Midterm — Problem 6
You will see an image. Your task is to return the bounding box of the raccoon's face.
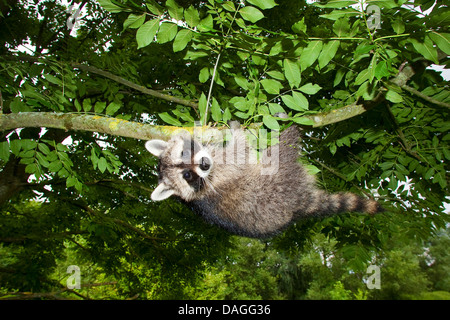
[145,134,213,202]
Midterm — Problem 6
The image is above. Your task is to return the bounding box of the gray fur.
[146,126,383,238]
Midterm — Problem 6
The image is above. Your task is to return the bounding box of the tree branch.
[308,92,385,128]
[71,63,199,109]
[0,112,231,141]
[307,54,448,127]
[400,84,450,109]
[4,55,198,109]
[0,112,182,140]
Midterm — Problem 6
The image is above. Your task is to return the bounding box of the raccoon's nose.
[199,157,211,171]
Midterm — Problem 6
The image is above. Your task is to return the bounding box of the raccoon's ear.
[145,140,168,157]
[151,182,175,201]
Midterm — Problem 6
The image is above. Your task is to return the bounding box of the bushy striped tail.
[313,192,384,218]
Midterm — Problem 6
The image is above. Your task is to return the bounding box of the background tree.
[0,0,449,299]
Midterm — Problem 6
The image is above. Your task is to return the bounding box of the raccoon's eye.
[182,169,193,181]
[199,157,211,171]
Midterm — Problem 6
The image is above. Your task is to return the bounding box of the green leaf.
[185,5,200,27]
[222,1,236,12]
[56,143,69,153]
[36,152,49,168]
[105,102,121,115]
[239,6,264,23]
[146,0,164,15]
[230,96,249,112]
[292,18,306,34]
[298,83,322,95]
[247,0,277,10]
[292,116,314,126]
[94,101,107,114]
[123,14,145,30]
[333,16,351,37]
[48,160,63,173]
[172,108,194,123]
[318,40,340,69]
[391,18,405,35]
[25,163,37,174]
[0,141,10,162]
[98,157,107,174]
[173,29,193,52]
[136,19,159,49]
[198,14,213,32]
[234,75,250,90]
[43,74,63,86]
[185,50,209,60]
[329,143,337,155]
[166,0,184,21]
[355,69,369,85]
[443,147,450,161]
[386,90,403,103]
[304,164,320,175]
[74,99,81,112]
[10,139,21,156]
[211,98,222,122]
[299,41,323,71]
[198,93,207,124]
[66,176,78,188]
[266,70,285,81]
[223,107,232,123]
[97,0,125,13]
[82,99,92,112]
[283,59,301,88]
[269,103,285,115]
[235,111,250,119]
[9,98,32,113]
[319,10,360,22]
[37,143,51,155]
[409,36,439,64]
[333,69,346,87]
[424,167,434,180]
[263,115,280,130]
[356,81,376,100]
[429,32,450,55]
[159,112,182,126]
[374,61,390,80]
[260,79,283,95]
[157,22,178,44]
[199,67,210,83]
[281,91,308,111]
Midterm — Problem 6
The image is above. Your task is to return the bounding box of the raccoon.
[145,125,383,238]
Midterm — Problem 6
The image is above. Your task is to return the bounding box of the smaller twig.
[204,52,221,125]
[400,84,450,109]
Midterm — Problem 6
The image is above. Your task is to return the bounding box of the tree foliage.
[0,0,449,299]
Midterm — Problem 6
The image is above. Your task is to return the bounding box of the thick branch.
[0,112,192,140]
[308,92,385,127]
[0,112,233,142]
